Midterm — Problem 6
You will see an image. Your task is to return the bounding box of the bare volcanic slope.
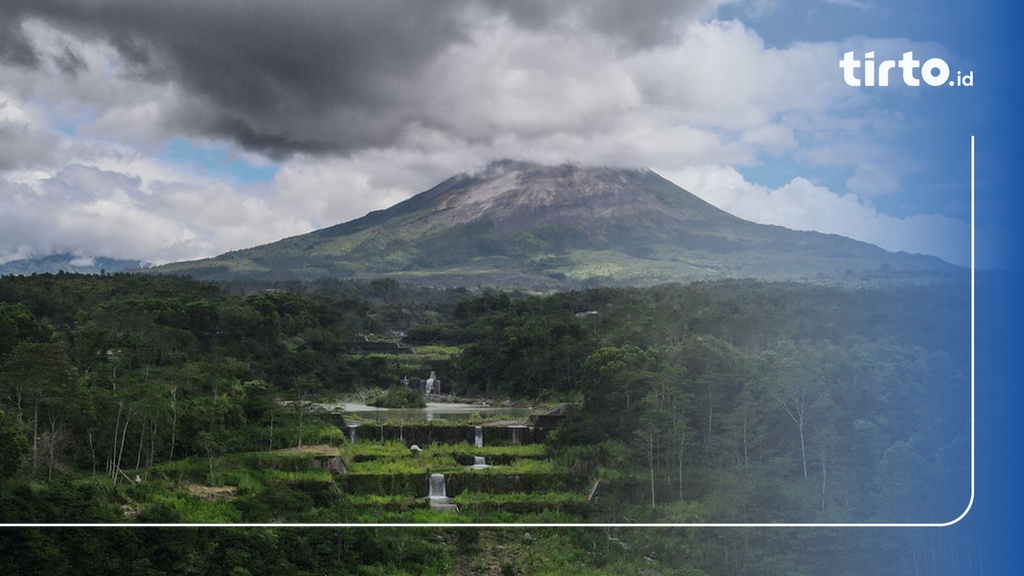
[155,160,957,287]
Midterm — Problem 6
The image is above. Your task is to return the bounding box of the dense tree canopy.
[0,271,971,575]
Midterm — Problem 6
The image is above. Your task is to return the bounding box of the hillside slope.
[155,160,957,287]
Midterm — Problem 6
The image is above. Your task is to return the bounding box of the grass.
[339,443,554,476]
[348,454,463,475]
[339,441,551,476]
[412,345,462,356]
[105,424,588,524]
[452,491,585,506]
[342,440,411,458]
[346,494,422,507]
[469,458,560,474]
[341,440,546,459]
[457,444,547,458]
[260,468,334,483]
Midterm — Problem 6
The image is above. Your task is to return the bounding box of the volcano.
[155,160,957,287]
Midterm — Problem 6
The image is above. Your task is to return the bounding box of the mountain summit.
[367,159,740,235]
[155,160,955,287]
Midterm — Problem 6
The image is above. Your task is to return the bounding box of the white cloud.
[846,161,903,196]
[419,15,643,141]
[0,138,313,265]
[662,164,969,266]
[626,20,851,130]
[1,20,170,147]
[824,0,874,11]
[740,123,797,155]
[0,91,57,169]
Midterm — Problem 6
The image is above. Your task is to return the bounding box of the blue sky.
[159,138,278,185]
[722,0,980,219]
[0,1,1001,267]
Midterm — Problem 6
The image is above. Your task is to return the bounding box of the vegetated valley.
[0,269,971,575]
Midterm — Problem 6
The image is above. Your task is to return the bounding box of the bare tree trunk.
[778,391,810,479]
[168,387,178,461]
[135,421,146,470]
[47,413,59,481]
[110,401,123,480]
[820,448,828,511]
[88,429,97,476]
[798,419,807,479]
[678,430,685,501]
[268,412,275,452]
[673,396,685,500]
[707,388,713,444]
[743,414,749,470]
[296,386,306,449]
[148,420,157,469]
[31,396,39,476]
[115,415,131,483]
[648,431,656,510]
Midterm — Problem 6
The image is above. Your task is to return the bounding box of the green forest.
[0,271,973,575]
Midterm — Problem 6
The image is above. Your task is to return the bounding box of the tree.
[634,381,681,510]
[581,346,652,414]
[763,344,830,481]
[876,440,929,522]
[0,409,28,479]
[0,342,76,478]
[666,336,747,461]
[777,379,816,480]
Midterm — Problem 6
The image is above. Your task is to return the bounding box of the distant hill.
[154,160,959,288]
[0,253,146,276]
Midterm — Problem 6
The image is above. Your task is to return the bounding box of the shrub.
[368,387,426,409]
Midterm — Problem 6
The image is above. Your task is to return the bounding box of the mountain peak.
[463,158,656,196]
[470,158,650,181]
[395,159,734,237]
[153,160,957,287]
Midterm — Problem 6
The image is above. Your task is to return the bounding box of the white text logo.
[840,51,973,87]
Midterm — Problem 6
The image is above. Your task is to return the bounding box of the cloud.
[0,1,970,267]
[0,16,39,67]
[0,3,906,167]
[0,0,729,158]
[846,161,904,196]
[663,165,969,266]
[4,1,464,155]
[824,0,874,11]
[0,92,57,169]
[627,20,851,130]
[0,139,312,265]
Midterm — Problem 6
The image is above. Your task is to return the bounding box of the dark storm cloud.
[0,18,39,67]
[3,0,475,157]
[54,45,87,76]
[482,0,707,48]
[0,0,715,158]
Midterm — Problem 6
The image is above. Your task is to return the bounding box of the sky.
[0,0,991,268]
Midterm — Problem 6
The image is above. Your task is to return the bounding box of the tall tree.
[0,342,75,478]
[0,409,28,479]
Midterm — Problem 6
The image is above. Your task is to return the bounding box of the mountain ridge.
[153,160,959,288]
[0,253,147,276]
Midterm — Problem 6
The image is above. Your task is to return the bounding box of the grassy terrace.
[343,440,547,465]
[110,436,588,523]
